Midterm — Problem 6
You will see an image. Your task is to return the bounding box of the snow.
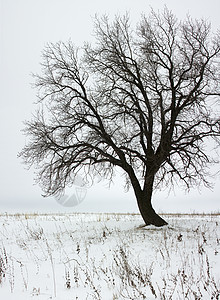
[0,213,219,299]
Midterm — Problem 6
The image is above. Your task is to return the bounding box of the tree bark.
[135,175,168,227]
[128,168,167,227]
[137,196,168,227]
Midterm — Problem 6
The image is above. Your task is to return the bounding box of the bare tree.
[19,8,220,226]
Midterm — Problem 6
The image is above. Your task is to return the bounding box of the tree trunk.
[135,176,168,227]
[137,195,168,227]
[129,168,168,227]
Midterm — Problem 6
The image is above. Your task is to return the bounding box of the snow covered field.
[0,212,219,299]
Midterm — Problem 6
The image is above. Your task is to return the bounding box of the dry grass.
[0,213,219,299]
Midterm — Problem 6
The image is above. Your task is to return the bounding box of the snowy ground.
[0,212,219,299]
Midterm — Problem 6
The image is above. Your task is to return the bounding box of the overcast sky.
[0,0,219,214]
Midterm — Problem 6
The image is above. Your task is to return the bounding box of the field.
[0,212,219,299]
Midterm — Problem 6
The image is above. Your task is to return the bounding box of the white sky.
[0,0,219,214]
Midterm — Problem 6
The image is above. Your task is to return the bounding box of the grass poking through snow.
[0,213,219,299]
